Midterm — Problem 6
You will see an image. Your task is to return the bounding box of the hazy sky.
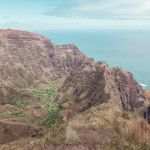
[1,0,150,30]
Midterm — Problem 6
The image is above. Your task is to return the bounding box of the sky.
[1,0,150,30]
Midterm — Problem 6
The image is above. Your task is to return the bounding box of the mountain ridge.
[0,29,86,102]
[56,58,148,116]
[0,29,150,148]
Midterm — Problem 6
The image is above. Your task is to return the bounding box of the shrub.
[10,95,27,109]
[136,108,145,116]
[41,108,63,128]
[19,84,65,128]
[1,110,26,117]
[121,111,130,119]
[94,138,101,145]
[1,110,37,123]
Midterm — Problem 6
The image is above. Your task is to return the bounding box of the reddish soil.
[60,110,73,119]
[144,90,150,100]
[62,102,70,108]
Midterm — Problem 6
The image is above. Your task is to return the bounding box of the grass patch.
[94,138,101,145]
[41,108,63,128]
[1,110,26,117]
[10,95,31,109]
[58,93,70,110]
[121,111,130,119]
[20,84,65,128]
[0,110,36,123]
[135,108,145,116]
[43,123,67,146]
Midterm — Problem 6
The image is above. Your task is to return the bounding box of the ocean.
[33,29,150,90]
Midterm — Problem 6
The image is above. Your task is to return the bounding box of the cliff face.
[0,29,86,101]
[1,29,150,146]
[144,90,150,123]
[56,58,148,112]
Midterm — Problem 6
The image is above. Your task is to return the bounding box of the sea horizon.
[32,29,150,90]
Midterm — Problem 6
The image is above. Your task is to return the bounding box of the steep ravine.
[0,30,149,148]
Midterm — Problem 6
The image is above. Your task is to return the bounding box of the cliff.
[0,30,149,147]
[56,58,148,113]
[0,29,86,102]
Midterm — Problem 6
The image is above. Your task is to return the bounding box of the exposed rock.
[0,29,86,101]
[56,58,148,113]
[0,29,87,144]
[105,66,147,111]
[0,29,149,146]
[144,90,150,123]
[144,106,150,124]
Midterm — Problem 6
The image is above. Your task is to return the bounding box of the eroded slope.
[56,58,148,113]
[0,29,86,102]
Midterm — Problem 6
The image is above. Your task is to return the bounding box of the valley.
[0,29,150,150]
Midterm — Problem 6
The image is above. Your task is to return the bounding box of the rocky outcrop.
[0,29,86,101]
[0,29,149,146]
[56,58,148,112]
[144,106,150,124]
[143,90,150,123]
[105,66,147,111]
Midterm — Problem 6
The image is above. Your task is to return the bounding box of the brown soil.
[145,90,150,100]
[0,119,43,144]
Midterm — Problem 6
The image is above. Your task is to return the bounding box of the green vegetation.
[41,107,62,128]
[135,107,145,116]
[0,110,36,122]
[20,84,64,128]
[10,95,31,109]
[43,124,66,146]
[58,93,70,110]
[121,111,130,119]
[61,93,70,102]
[94,138,101,145]
[20,84,58,107]
[1,102,150,150]
[1,110,26,117]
